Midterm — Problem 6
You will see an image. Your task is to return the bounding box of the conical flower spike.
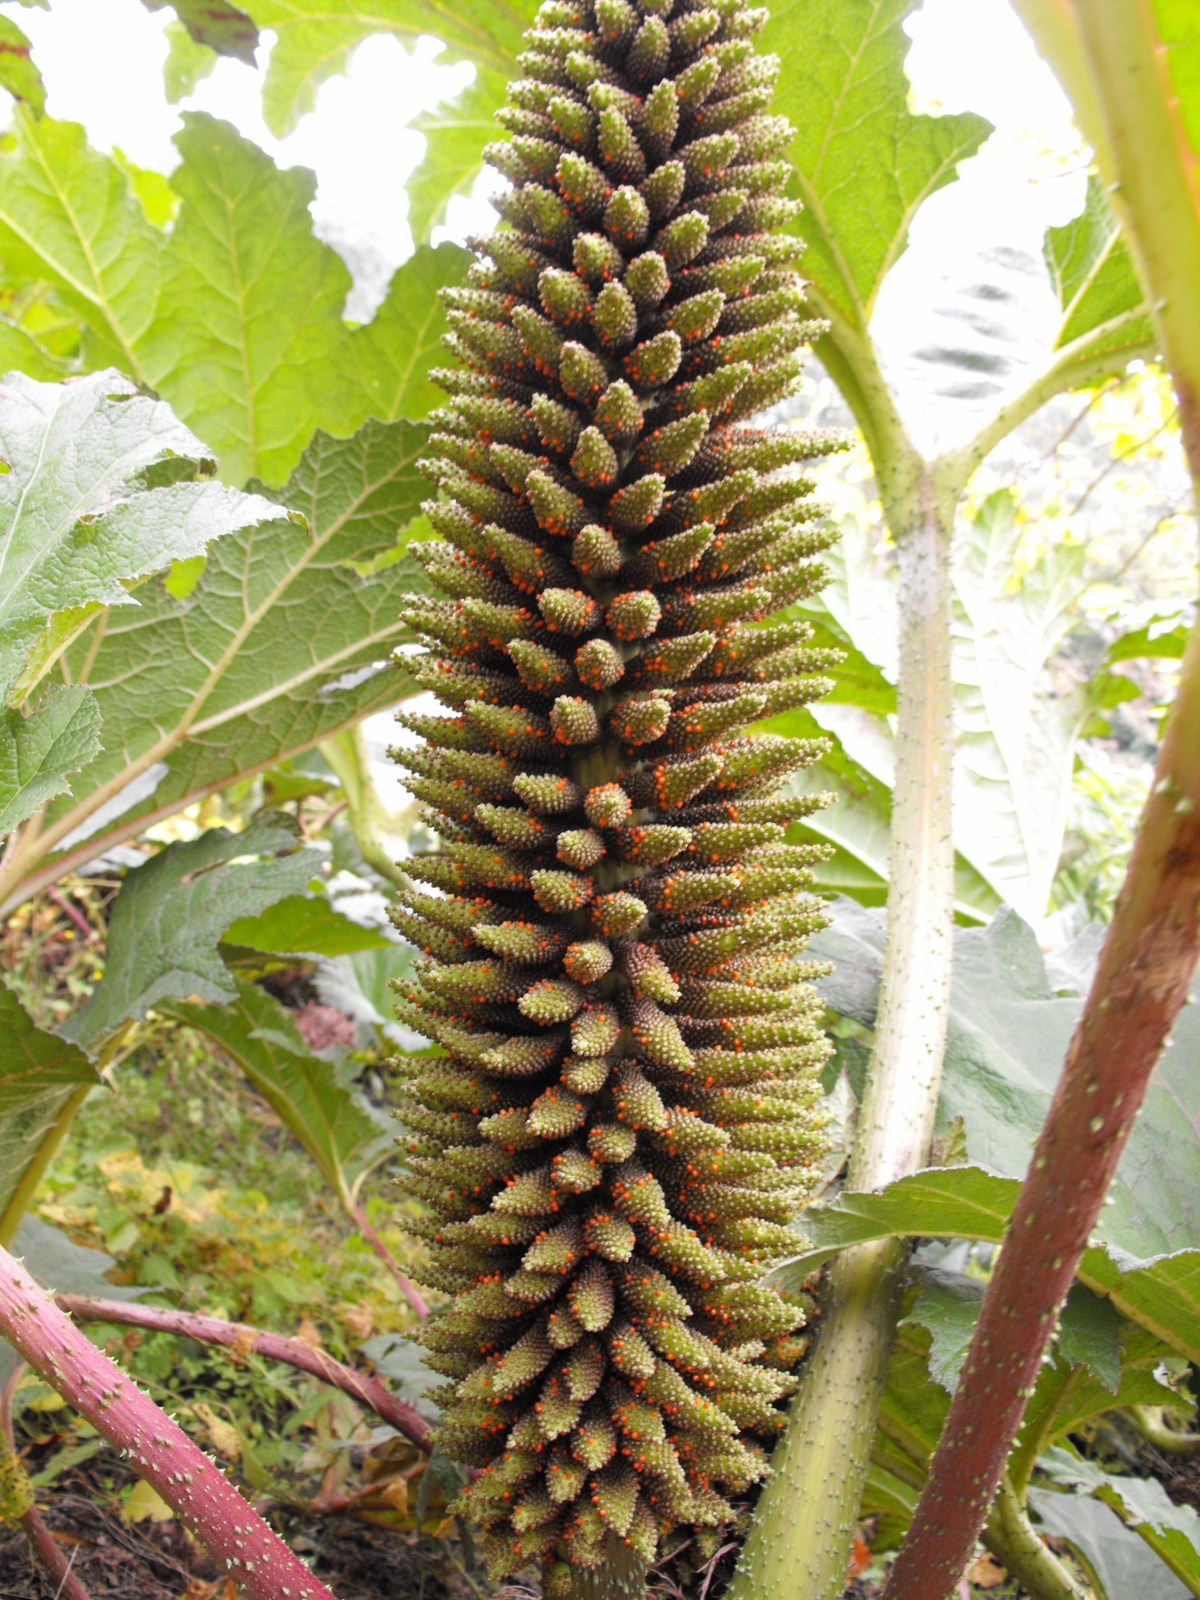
[393,0,841,1585]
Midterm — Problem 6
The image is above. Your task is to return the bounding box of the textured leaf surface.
[0,983,99,1230]
[1029,1489,1190,1600]
[907,1270,1120,1395]
[162,978,392,1203]
[763,0,990,329]
[0,112,164,372]
[774,1163,1200,1362]
[1042,1450,1200,1594]
[0,115,463,488]
[1045,176,1155,362]
[350,242,469,426]
[810,902,1200,1259]
[879,1307,1172,1477]
[243,0,531,136]
[21,420,429,883]
[0,685,100,835]
[138,114,353,485]
[60,816,317,1050]
[0,370,280,696]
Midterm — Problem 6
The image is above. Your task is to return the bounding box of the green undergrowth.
[26,1018,428,1495]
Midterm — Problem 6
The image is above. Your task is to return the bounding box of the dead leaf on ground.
[967,1551,1008,1588]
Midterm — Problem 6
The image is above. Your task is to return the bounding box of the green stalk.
[726,458,958,1600]
[319,725,413,890]
[0,1025,128,1251]
[0,1083,92,1251]
[982,1476,1090,1600]
[1127,1405,1200,1457]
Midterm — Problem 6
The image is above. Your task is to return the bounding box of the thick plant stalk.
[0,1245,340,1600]
[388,0,842,1592]
[726,466,957,1600]
[981,1476,1089,1600]
[881,619,1200,1599]
[53,1293,432,1451]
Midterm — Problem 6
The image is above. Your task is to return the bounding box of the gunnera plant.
[391,0,841,1590]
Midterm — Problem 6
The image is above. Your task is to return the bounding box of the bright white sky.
[0,0,1089,455]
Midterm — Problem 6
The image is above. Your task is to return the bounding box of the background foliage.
[0,0,1194,1596]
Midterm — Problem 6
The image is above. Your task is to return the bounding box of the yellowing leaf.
[189,1403,242,1463]
[123,1480,175,1524]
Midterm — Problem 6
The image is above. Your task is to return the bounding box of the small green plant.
[391,0,839,1587]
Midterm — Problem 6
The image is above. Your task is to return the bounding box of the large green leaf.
[0,982,99,1240]
[0,115,464,486]
[0,111,164,373]
[60,815,318,1052]
[0,370,280,696]
[1045,176,1156,367]
[0,420,429,903]
[774,1163,1200,1363]
[764,0,990,336]
[813,902,1200,1257]
[138,116,464,485]
[224,893,396,958]
[1041,1449,1200,1595]
[877,1303,1175,1486]
[350,241,470,426]
[162,978,393,1205]
[242,0,531,136]
[0,685,100,836]
[776,901,1200,1357]
[136,113,355,487]
[1029,1488,1191,1600]
[907,1270,1121,1396]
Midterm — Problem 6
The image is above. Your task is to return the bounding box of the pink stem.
[21,1508,92,1600]
[46,885,99,946]
[0,1356,93,1600]
[55,1293,431,1452]
[0,1246,340,1600]
[347,1202,430,1320]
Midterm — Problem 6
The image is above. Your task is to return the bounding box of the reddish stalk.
[347,1202,429,1321]
[881,617,1200,1600]
[0,1245,341,1600]
[1,1360,94,1600]
[45,885,100,947]
[55,1293,432,1452]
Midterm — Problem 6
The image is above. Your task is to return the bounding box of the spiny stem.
[881,619,1200,1599]
[53,1292,431,1451]
[0,1245,341,1600]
